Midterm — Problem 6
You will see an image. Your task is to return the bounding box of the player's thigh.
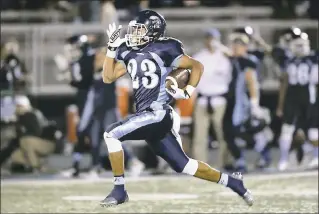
[147,131,189,173]
[282,96,297,125]
[105,109,172,141]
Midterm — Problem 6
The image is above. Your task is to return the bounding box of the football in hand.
[165,68,191,92]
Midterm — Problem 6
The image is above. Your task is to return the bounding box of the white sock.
[279,139,292,161]
[218,173,229,186]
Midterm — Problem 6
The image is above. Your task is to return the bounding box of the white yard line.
[1,171,318,186]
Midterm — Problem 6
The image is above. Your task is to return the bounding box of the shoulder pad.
[158,37,183,45]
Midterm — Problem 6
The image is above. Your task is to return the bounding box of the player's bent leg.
[100,132,128,207]
[151,131,253,206]
[278,123,295,171]
[101,109,171,207]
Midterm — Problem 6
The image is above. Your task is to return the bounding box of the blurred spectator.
[8,96,57,173]
[1,39,29,123]
[0,39,28,92]
[192,29,233,167]
[101,0,118,24]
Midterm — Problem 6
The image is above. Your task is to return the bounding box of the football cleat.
[278,160,289,171]
[231,172,254,206]
[100,189,129,207]
[307,157,318,170]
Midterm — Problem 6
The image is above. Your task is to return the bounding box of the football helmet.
[278,27,300,48]
[229,26,254,45]
[64,34,88,62]
[125,10,166,47]
[289,31,310,57]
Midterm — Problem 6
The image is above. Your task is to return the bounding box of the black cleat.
[230,172,254,206]
[100,189,129,207]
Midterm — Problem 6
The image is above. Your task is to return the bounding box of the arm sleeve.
[239,57,258,72]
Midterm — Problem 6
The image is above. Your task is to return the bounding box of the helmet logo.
[149,16,161,29]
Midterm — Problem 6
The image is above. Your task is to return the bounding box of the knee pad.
[279,124,295,142]
[103,132,123,153]
[182,158,198,175]
[308,128,318,142]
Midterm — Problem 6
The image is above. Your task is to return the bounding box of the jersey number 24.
[127,59,159,89]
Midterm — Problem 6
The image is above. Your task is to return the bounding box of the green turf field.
[1,171,318,213]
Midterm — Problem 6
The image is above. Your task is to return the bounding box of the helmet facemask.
[125,21,150,47]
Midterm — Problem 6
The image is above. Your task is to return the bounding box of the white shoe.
[278,160,289,171]
[84,169,100,180]
[59,168,76,178]
[127,158,145,177]
[307,157,318,170]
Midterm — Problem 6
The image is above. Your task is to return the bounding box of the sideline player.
[100,10,253,207]
[276,30,318,171]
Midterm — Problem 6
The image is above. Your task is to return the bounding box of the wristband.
[106,50,116,58]
[185,85,195,98]
[250,98,259,107]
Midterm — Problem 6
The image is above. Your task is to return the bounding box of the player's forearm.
[245,70,259,105]
[187,60,204,88]
[102,57,116,83]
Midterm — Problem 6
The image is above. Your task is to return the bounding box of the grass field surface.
[1,171,318,213]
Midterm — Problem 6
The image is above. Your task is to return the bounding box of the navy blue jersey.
[230,55,258,126]
[115,37,184,112]
[69,47,95,90]
[285,52,317,89]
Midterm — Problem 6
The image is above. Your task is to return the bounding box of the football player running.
[100,10,253,207]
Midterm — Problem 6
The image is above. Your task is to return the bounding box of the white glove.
[251,104,264,119]
[166,84,195,100]
[106,23,126,58]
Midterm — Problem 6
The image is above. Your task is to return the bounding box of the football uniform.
[271,46,292,70]
[105,38,189,172]
[307,50,318,141]
[230,55,258,127]
[69,46,95,115]
[282,54,315,128]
